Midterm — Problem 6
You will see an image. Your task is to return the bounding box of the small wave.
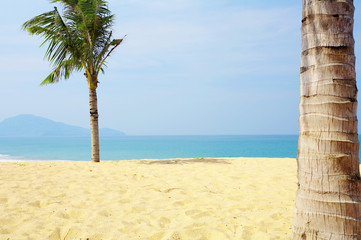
[0,154,73,162]
[0,154,29,162]
[0,154,21,159]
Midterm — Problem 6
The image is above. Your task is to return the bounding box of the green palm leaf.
[23,0,122,86]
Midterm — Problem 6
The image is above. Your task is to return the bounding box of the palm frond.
[24,0,121,85]
[95,37,124,76]
[41,58,82,85]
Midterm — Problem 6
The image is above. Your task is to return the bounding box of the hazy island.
[0,114,125,137]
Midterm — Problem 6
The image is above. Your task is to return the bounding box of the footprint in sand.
[168,231,182,240]
[0,227,10,234]
[258,221,269,233]
[149,231,165,239]
[28,200,47,208]
[158,217,171,228]
[271,212,282,220]
[118,198,131,204]
[172,200,185,207]
[130,206,146,213]
[241,226,254,240]
[185,209,211,219]
[228,195,244,201]
[56,210,71,219]
[194,211,212,219]
[48,227,80,240]
[0,217,15,226]
[185,209,200,216]
[98,209,111,217]
[117,188,127,195]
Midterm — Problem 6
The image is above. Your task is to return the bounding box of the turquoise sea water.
[0,135,298,161]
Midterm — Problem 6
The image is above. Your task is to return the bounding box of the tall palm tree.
[292,0,361,238]
[23,0,123,162]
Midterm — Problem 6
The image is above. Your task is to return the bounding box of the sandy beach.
[0,157,297,240]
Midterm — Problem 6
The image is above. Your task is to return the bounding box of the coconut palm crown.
[23,0,123,88]
[23,0,124,162]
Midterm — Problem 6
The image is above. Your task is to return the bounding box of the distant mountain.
[0,114,125,137]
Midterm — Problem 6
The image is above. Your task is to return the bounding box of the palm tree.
[292,0,361,238]
[23,0,123,162]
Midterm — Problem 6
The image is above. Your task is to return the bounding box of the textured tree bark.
[89,87,100,162]
[292,0,361,239]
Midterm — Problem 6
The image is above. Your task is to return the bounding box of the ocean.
[0,135,298,161]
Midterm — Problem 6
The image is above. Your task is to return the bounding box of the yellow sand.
[0,157,297,240]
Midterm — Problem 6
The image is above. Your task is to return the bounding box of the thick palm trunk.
[89,88,100,162]
[292,0,361,239]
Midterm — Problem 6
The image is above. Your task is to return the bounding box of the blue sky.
[0,1,360,135]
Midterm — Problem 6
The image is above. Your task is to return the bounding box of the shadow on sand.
[138,158,231,165]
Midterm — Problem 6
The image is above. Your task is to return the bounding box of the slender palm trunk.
[89,87,100,162]
[292,0,361,238]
